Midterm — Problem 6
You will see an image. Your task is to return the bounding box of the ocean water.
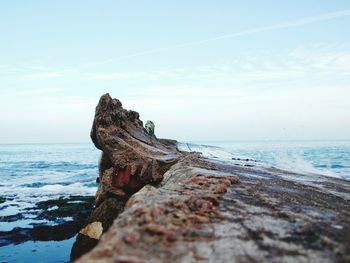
[0,141,349,262]
[0,144,100,263]
[0,143,100,216]
[193,140,350,180]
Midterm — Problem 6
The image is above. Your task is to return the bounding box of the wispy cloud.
[85,9,350,67]
[15,88,63,97]
[88,70,183,81]
[22,69,78,80]
[90,72,131,80]
[25,71,64,80]
[85,45,350,86]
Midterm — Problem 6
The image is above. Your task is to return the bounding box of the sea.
[0,140,349,262]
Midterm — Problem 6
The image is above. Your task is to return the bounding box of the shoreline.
[1,151,349,262]
[1,94,349,262]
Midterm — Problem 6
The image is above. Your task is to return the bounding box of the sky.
[1,1,350,143]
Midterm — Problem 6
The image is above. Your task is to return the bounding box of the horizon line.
[1,139,350,145]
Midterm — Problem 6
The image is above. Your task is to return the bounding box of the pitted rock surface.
[71,94,350,262]
[91,94,181,203]
[71,94,184,261]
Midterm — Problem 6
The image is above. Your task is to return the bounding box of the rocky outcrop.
[72,94,350,262]
[90,94,181,203]
[71,94,183,261]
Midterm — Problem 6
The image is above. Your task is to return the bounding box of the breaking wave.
[179,141,350,180]
[269,151,336,178]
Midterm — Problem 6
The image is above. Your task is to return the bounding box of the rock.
[145,120,155,138]
[90,93,181,203]
[36,195,95,221]
[70,222,103,260]
[79,222,103,240]
[72,94,350,263]
[77,162,350,263]
[71,233,99,261]
[71,94,183,261]
[76,162,239,263]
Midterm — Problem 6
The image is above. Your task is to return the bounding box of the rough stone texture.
[71,94,183,261]
[76,160,240,263]
[76,156,350,263]
[79,222,103,240]
[73,94,350,262]
[91,93,181,203]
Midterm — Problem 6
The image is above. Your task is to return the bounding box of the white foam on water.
[178,142,345,180]
[38,182,97,196]
[178,142,243,161]
[177,142,261,167]
[1,182,97,201]
[47,205,59,211]
[0,182,97,219]
[270,151,338,178]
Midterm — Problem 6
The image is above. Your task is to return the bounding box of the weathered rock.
[77,161,350,263]
[71,94,183,261]
[91,93,181,203]
[76,161,239,263]
[72,94,350,263]
[79,222,103,240]
[71,222,103,260]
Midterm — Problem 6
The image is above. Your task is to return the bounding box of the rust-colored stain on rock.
[113,165,132,187]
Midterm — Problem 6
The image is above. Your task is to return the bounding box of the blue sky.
[1,1,350,143]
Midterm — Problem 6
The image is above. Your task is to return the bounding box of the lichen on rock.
[145,120,156,138]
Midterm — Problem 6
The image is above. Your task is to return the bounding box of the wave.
[9,161,97,170]
[178,142,346,180]
[37,182,97,196]
[269,152,339,178]
[0,183,97,208]
[177,143,238,161]
[0,161,97,172]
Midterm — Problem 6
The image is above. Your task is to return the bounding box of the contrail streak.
[85,9,350,67]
